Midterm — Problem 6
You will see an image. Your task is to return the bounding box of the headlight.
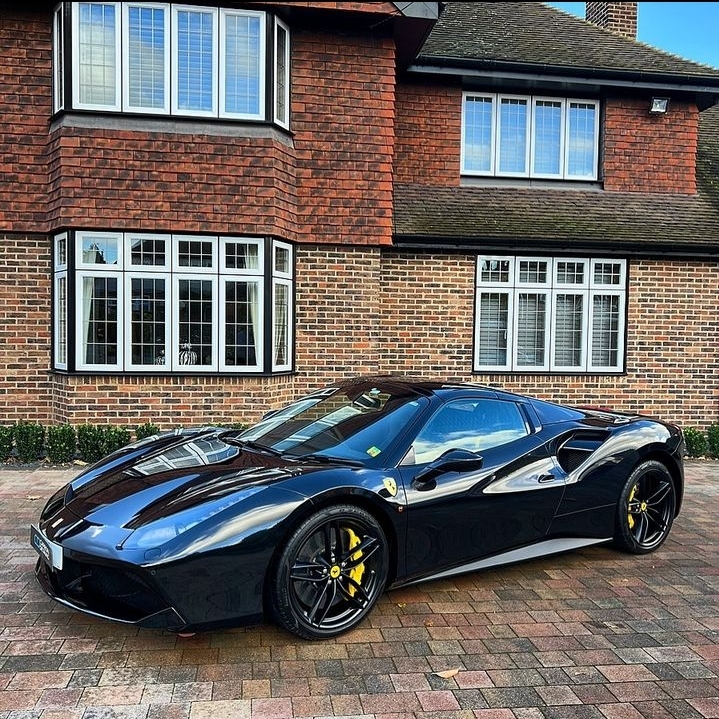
[121,486,264,551]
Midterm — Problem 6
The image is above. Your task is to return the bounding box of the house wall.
[378,251,719,429]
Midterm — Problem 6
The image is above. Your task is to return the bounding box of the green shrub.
[683,427,708,458]
[45,424,77,464]
[104,426,131,455]
[0,426,13,462]
[135,422,160,441]
[707,424,719,459]
[14,421,45,464]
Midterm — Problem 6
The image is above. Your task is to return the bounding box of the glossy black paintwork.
[33,377,684,633]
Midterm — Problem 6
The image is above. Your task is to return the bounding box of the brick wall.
[394,81,462,185]
[0,10,51,232]
[0,234,53,423]
[379,252,719,429]
[603,98,698,193]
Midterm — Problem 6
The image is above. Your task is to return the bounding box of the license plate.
[30,525,63,570]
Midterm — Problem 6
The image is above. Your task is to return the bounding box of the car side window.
[406,398,529,465]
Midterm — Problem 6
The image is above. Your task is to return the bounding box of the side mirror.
[414,448,484,485]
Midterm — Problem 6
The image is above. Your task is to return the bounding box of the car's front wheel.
[271,505,389,640]
[613,460,676,554]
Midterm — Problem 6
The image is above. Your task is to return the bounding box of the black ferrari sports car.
[31,376,684,639]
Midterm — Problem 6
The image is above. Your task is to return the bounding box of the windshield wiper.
[296,453,365,467]
[225,437,284,457]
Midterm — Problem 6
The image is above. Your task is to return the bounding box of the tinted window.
[408,398,529,464]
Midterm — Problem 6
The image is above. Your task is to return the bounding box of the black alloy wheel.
[613,460,676,554]
[271,505,389,640]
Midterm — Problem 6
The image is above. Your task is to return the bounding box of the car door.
[398,397,567,582]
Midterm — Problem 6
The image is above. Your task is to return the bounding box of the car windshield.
[236,384,430,465]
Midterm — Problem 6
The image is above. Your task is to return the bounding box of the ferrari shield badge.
[382,477,398,497]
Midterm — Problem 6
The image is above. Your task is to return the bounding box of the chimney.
[585,2,637,39]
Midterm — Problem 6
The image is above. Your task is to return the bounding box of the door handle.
[537,474,556,483]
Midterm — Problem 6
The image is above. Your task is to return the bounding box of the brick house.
[1,1,718,431]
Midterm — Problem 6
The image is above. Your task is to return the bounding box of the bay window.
[53,232,294,374]
[54,2,290,125]
[474,257,626,373]
[462,93,599,180]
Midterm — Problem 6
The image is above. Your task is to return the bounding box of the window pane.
[533,100,561,175]
[81,234,120,265]
[224,12,262,115]
[275,21,288,125]
[176,9,214,112]
[127,5,166,109]
[274,245,291,274]
[225,241,259,270]
[477,292,509,366]
[592,295,620,367]
[81,276,118,364]
[479,258,510,284]
[178,279,213,366]
[463,96,493,172]
[593,261,623,285]
[77,3,117,106]
[274,282,290,367]
[554,294,584,367]
[225,281,259,366]
[518,260,548,284]
[53,7,65,111]
[556,261,585,285]
[516,293,546,366]
[55,275,67,366]
[130,236,166,266]
[178,239,213,268]
[498,98,527,174]
[130,277,166,366]
[567,102,597,177]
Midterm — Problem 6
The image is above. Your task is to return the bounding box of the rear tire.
[271,505,389,640]
[613,460,676,554]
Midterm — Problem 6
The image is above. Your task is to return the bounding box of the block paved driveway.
[1,461,717,719]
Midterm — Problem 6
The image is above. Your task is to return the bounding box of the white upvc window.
[56,232,293,374]
[56,2,290,125]
[73,2,122,111]
[53,4,65,112]
[123,2,170,114]
[272,241,293,372]
[474,256,626,373]
[53,233,68,370]
[273,17,290,128]
[462,92,599,181]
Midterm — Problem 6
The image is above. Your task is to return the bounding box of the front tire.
[271,505,389,640]
[613,460,676,554]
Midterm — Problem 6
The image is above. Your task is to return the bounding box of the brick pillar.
[585,2,637,39]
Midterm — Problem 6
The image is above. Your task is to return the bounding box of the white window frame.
[124,271,170,371]
[272,240,293,372]
[76,231,124,269]
[475,256,626,374]
[76,269,124,372]
[219,8,266,121]
[122,2,171,114]
[53,233,69,370]
[172,235,218,274]
[462,92,599,181]
[72,1,122,111]
[219,276,264,373]
[171,4,218,118]
[171,273,219,371]
[125,232,172,272]
[273,17,290,129]
[53,4,65,113]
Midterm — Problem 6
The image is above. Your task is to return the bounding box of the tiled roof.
[417,2,719,80]
[392,182,719,255]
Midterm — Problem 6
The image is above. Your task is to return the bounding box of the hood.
[63,428,322,529]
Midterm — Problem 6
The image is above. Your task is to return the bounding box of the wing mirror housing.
[414,448,484,486]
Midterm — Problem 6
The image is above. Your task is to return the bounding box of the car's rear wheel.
[271,505,389,640]
[613,460,676,554]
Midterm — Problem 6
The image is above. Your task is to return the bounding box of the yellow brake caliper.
[627,484,637,529]
[344,527,365,597]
